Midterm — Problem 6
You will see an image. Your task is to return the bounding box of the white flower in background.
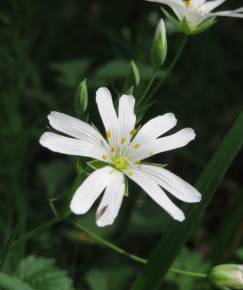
[39,88,201,227]
[147,0,243,34]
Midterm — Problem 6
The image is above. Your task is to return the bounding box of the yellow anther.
[111,147,115,153]
[130,128,137,136]
[106,130,112,138]
[183,0,190,8]
[102,154,107,160]
[149,151,154,157]
[134,144,140,149]
[135,160,141,164]
[127,171,133,177]
[121,137,126,145]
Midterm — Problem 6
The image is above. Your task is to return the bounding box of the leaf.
[15,256,74,290]
[210,190,243,263]
[85,269,108,290]
[0,272,34,290]
[85,255,134,290]
[131,112,243,290]
[49,59,92,87]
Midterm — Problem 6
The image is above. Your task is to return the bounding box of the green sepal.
[129,60,140,87]
[162,8,216,35]
[74,79,88,118]
[126,86,134,95]
[122,60,140,94]
[87,160,108,170]
[124,177,129,197]
[191,17,217,35]
[140,162,167,168]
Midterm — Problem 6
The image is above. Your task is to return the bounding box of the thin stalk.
[73,222,207,279]
[148,35,188,101]
[137,69,158,107]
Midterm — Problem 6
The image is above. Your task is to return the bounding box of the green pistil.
[112,156,129,171]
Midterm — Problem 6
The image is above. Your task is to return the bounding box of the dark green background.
[0,1,243,289]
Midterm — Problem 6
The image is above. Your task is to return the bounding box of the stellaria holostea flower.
[39,87,201,227]
[147,0,243,34]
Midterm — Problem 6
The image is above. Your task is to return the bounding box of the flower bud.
[74,79,88,118]
[151,19,167,68]
[209,264,243,289]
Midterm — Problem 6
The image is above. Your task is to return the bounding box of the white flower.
[39,88,201,227]
[147,0,243,33]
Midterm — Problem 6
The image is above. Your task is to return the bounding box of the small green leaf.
[87,160,109,170]
[16,256,74,290]
[0,272,34,290]
[122,60,140,94]
[130,60,140,87]
[125,86,134,95]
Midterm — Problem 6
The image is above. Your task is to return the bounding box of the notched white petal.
[70,166,114,215]
[47,111,108,147]
[139,164,201,203]
[127,169,185,222]
[96,171,125,227]
[39,132,108,161]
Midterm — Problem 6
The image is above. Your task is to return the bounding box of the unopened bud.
[74,79,88,118]
[209,264,243,289]
[151,19,167,68]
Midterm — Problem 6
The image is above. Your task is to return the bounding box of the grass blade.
[131,112,243,290]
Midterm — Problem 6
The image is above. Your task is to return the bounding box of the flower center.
[183,0,190,8]
[112,156,129,171]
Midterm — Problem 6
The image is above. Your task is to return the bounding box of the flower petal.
[70,166,114,214]
[47,111,108,148]
[138,164,201,203]
[96,170,125,227]
[210,10,243,18]
[128,128,196,161]
[39,132,108,161]
[132,113,177,143]
[118,94,136,143]
[127,168,185,221]
[146,0,206,26]
[202,0,226,13]
[96,87,119,148]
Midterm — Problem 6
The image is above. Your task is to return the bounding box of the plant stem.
[148,35,188,101]
[137,69,158,107]
[73,222,207,279]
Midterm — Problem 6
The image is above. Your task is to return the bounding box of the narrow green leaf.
[0,272,34,290]
[131,112,243,290]
[210,190,243,263]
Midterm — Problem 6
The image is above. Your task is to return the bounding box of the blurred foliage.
[0,0,243,289]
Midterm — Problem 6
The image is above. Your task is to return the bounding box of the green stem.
[12,215,68,247]
[73,222,207,279]
[137,69,158,107]
[148,35,188,101]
